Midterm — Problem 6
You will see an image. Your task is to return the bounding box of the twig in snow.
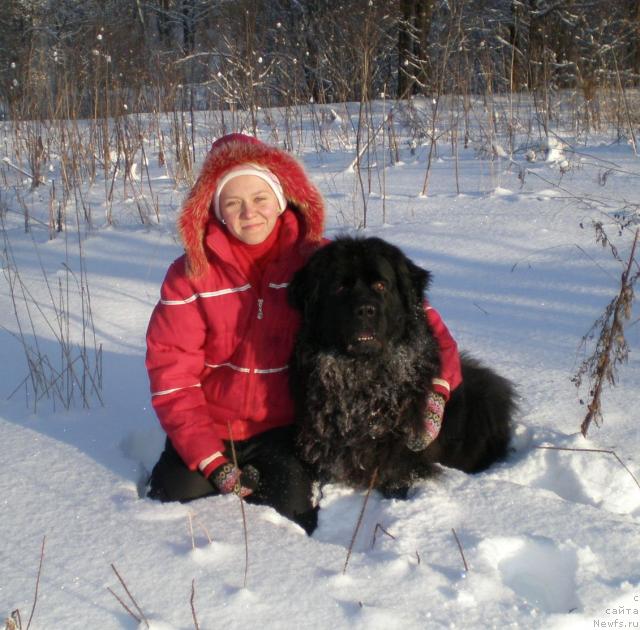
[4,609,22,630]
[25,536,45,630]
[343,467,378,575]
[227,421,249,589]
[370,522,396,549]
[510,243,615,280]
[1,158,37,183]
[109,563,149,628]
[452,528,469,573]
[190,579,200,630]
[107,587,141,625]
[187,512,196,551]
[535,445,640,492]
[192,512,213,545]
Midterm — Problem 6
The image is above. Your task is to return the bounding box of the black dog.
[288,236,516,498]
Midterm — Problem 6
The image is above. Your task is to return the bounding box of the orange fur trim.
[178,135,325,277]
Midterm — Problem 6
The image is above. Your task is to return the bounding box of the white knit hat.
[213,163,287,221]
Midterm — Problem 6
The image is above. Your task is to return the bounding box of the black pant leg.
[148,429,318,534]
[147,438,217,503]
[241,428,318,535]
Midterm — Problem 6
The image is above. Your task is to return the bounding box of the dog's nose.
[356,303,377,318]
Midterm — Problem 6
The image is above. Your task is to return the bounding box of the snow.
[1,101,639,629]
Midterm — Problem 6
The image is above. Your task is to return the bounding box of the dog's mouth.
[346,331,383,355]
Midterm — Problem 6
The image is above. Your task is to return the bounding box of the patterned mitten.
[406,391,446,452]
[210,463,260,498]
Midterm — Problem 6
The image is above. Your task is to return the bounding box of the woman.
[145,133,461,534]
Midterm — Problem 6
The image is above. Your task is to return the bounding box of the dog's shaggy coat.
[288,236,516,497]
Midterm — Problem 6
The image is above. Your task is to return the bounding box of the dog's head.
[289,237,431,356]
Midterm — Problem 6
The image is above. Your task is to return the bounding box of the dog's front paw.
[380,485,409,500]
[405,431,431,452]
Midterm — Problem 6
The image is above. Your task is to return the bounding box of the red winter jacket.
[146,134,461,479]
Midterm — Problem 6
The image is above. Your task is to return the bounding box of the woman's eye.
[372,281,386,292]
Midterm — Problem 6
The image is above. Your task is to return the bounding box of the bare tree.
[397,0,436,97]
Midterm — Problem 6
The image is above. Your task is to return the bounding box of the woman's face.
[218,174,281,244]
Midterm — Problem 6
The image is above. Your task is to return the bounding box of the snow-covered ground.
[1,102,639,629]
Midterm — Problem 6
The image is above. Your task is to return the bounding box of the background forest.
[2,0,640,120]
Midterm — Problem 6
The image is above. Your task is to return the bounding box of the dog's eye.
[372,281,386,292]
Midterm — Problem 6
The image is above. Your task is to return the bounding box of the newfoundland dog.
[288,236,516,498]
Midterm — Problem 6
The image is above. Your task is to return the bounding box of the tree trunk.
[157,0,172,49]
[413,0,435,91]
[182,0,195,54]
[397,0,414,97]
[397,0,435,98]
[509,0,526,90]
[631,0,640,83]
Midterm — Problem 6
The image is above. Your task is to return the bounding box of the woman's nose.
[239,200,257,218]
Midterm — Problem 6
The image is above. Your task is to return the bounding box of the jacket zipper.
[243,293,264,419]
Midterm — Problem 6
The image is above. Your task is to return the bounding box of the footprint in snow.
[119,428,165,475]
[507,441,640,517]
[478,535,581,614]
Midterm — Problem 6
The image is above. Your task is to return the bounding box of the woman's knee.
[148,441,216,503]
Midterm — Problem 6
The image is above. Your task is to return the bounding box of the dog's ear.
[288,255,320,315]
[396,254,432,308]
[407,256,432,296]
[288,264,309,312]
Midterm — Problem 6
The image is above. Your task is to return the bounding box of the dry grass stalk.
[109,563,149,629]
[574,228,639,436]
[107,587,141,625]
[535,445,640,492]
[226,421,249,589]
[343,467,378,575]
[1,210,103,412]
[192,513,213,545]
[6,537,46,630]
[25,536,46,630]
[190,579,200,630]
[187,512,196,551]
[186,510,214,551]
[3,610,22,630]
[370,522,396,549]
[451,528,469,573]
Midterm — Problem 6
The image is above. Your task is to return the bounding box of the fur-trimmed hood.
[179,133,325,276]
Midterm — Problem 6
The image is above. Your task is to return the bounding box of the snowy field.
[1,101,639,629]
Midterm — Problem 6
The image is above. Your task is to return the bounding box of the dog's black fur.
[288,236,516,498]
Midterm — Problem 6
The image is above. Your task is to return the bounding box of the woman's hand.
[209,463,260,497]
[405,391,446,452]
